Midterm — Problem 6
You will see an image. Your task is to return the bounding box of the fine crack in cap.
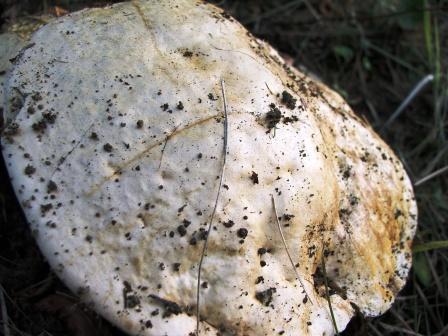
[1,1,417,335]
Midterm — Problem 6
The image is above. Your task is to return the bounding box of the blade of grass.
[413,241,448,253]
[270,195,312,304]
[414,165,448,186]
[242,0,304,25]
[423,0,433,67]
[0,284,11,336]
[364,40,422,75]
[432,18,445,143]
[196,79,228,336]
[320,249,339,335]
[415,282,443,330]
[419,144,448,177]
[382,74,434,131]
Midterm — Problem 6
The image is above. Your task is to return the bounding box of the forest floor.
[0,0,447,335]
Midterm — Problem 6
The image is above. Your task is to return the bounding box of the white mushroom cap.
[1,1,417,335]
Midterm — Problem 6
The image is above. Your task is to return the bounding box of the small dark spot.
[342,166,352,179]
[177,225,187,237]
[183,50,193,57]
[281,90,297,109]
[123,281,140,309]
[258,247,267,256]
[255,287,276,306]
[177,101,184,110]
[255,276,264,284]
[125,295,140,309]
[148,295,182,318]
[172,263,181,272]
[145,320,153,329]
[3,122,20,138]
[283,214,295,221]
[136,120,144,129]
[198,229,208,240]
[250,171,259,184]
[265,104,282,130]
[223,220,235,228]
[31,92,42,101]
[43,112,57,124]
[40,203,53,215]
[394,208,403,219]
[32,120,47,133]
[24,165,36,176]
[46,221,57,228]
[90,132,98,140]
[283,115,299,124]
[237,228,248,239]
[47,180,58,193]
[103,143,113,152]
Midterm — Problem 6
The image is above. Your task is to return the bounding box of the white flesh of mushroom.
[1,1,417,335]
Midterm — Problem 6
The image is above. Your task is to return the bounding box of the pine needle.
[321,248,340,335]
[271,195,313,305]
[195,79,229,335]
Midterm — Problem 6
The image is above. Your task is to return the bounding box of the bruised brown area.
[311,109,413,311]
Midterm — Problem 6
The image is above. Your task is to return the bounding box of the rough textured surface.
[0,17,49,128]
[0,32,27,128]
[1,0,417,335]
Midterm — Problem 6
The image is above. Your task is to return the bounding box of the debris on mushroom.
[0,1,417,335]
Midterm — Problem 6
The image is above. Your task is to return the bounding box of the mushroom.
[0,1,417,335]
